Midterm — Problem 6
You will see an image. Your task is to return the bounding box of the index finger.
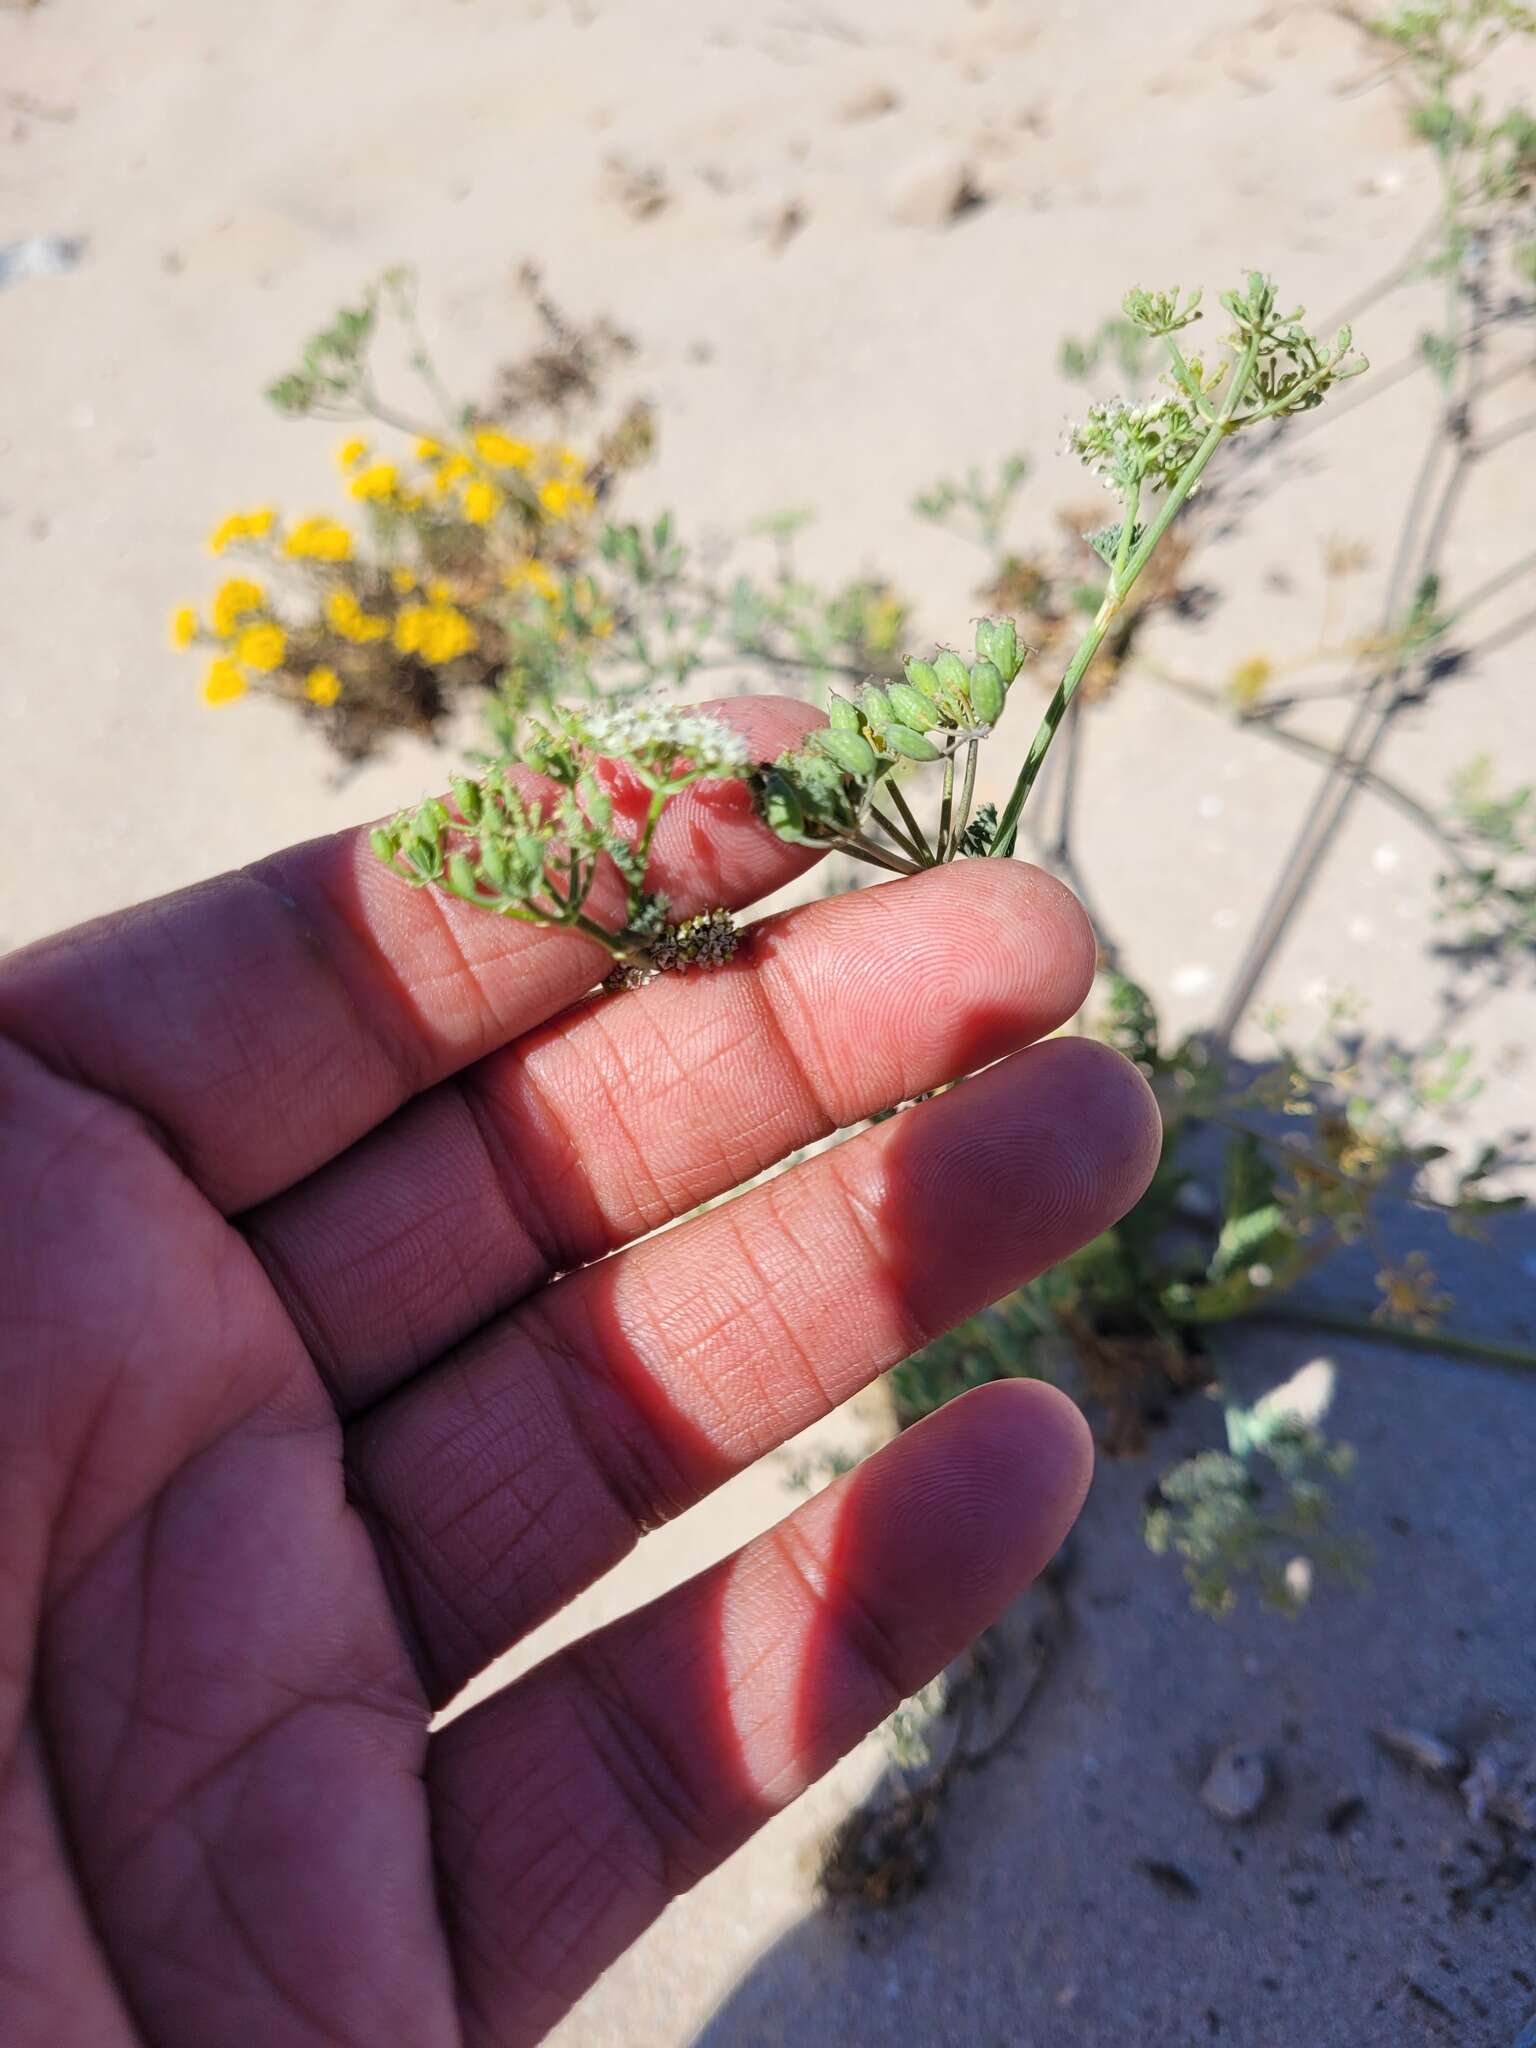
[0,698,817,1212]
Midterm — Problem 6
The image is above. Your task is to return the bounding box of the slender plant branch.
[1245,1303,1536,1377]
[1211,203,1489,1042]
[868,800,930,867]
[992,332,1265,860]
[883,780,936,864]
[953,739,980,859]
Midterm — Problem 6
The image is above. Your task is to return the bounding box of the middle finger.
[248,859,1096,1414]
[347,1034,1159,1705]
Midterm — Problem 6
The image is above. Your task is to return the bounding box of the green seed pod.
[974,618,1022,684]
[827,693,863,733]
[933,649,970,696]
[514,834,547,884]
[931,684,969,727]
[479,836,509,889]
[403,835,440,882]
[969,659,1005,725]
[883,724,942,763]
[758,768,806,840]
[413,799,449,844]
[451,777,483,825]
[903,657,943,703]
[887,681,941,732]
[369,826,397,866]
[860,684,895,732]
[447,852,479,899]
[813,727,879,778]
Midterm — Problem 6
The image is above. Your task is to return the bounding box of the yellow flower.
[461,477,503,525]
[393,604,425,656]
[207,506,275,556]
[211,577,266,638]
[503,558,561,604]
[538,477,593,520]
[349,462,399,502]
[305,665,343,707]
[170,606,199,650]
[325,589,390,643]
[390,565,419,594]
[284,516,353,563]
[394,602,477,665]
[235,622,287,673]
[473,427,534,469]
[416,437,443,460]
[337,438,370,470]
[426,579,454,604]
[202,657,247,707]
[431,453,472,496]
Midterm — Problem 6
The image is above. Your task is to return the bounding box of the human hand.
[0,699,1158,2046]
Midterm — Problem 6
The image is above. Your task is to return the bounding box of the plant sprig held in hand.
[372,274,1364,983]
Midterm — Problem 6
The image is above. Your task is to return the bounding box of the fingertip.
[1046,1034,1165,1210]
[645,695,824,910]
[954,1376,1097,1538]
[805,1376,1094,1698]
[1012,860,1100,1018]
[913,854,1100,1031]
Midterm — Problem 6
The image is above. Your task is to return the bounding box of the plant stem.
[838,832,921,878]
[953,739,980,859]
[1247,1304,1536,1377]
[1211,190,1483,1043]
[868,801,929,867]
[937,751,956,863]
[356,384,446,448]
[631,786,669,878]
[1165,340,1215,419]
[1435,544,1536,635]
[884,780,936,864]
[572,910,627,954]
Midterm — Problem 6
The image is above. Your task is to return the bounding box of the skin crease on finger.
[709,1379,1095,1810]
[243,852,1099,1410]
[428,1376,1103,2048]
[0,698,824,1218]
[344,1034,1161,1709]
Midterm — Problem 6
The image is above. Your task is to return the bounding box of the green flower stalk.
[987,273,1366,859]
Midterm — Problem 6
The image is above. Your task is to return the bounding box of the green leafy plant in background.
[1143,1380,1364,1620]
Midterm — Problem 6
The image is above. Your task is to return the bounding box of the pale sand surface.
[3,2,1534,2041]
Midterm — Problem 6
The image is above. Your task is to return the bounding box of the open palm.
[0,698,1158,2047]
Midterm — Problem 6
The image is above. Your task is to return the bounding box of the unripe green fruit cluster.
[809,618,1023,779]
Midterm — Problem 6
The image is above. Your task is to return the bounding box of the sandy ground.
[4,0,1535,2042]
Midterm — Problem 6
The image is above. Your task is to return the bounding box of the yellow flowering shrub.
[173,266,909,759]
[174,422,618,753]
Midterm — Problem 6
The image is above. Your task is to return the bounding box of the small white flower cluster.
[1070,389,1204,492]
[569,703,751,776]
